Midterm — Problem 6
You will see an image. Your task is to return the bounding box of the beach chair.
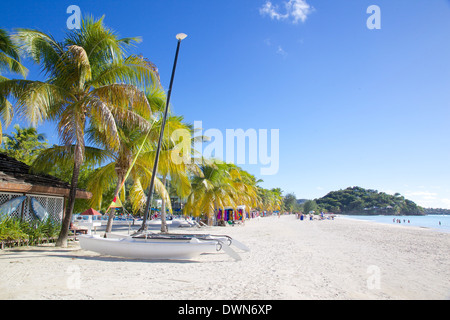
[70,222,88,235]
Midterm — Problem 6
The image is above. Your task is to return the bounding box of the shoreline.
[0,215,449,300]
[339,214,450,234]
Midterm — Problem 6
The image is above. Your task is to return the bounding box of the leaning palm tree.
[0,27,28,140]
[228,164,262,214]
[84,117,170,234]
[185,161,264,225]
[184,161,240,225]
[257,187,282,214]
[82,81,193,233]
[148,115,195,233]
[0,17,156,247]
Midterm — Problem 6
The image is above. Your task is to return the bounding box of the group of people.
[295,212,335,221]
[393,218,442,226]
[394,218,410,224]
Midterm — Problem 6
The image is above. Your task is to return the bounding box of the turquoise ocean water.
[342,215,450,233]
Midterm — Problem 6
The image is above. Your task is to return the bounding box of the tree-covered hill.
[316,186,425,216]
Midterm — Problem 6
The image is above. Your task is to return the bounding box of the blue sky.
[1,0,450,208]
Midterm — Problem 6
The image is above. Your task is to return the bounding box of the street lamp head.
[176,33,188,41]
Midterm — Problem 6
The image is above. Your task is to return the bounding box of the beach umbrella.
[81,208,102,216]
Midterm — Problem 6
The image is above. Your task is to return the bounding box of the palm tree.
[81,81,193,233]
[0,17,156,247]
[257,187,283,214]
[229,165,262,214]
[0,124,48,164]
[184,161,239,225]
[84,115,173,234]
[0,27,28,140]
[184,161,263,225]
[149,115,195,233]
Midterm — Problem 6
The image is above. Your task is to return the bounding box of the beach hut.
[0,153,91,222]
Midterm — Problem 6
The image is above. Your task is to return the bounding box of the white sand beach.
[0,215,449,300]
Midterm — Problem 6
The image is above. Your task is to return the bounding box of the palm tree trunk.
[105,168,126,234]
[207,210,214,226]
[55,143,83,247]
[160,175,168,233]
[105,181,122,234]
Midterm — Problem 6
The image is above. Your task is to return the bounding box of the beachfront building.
[0,153,91,222]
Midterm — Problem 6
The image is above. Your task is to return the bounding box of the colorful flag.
[110,196,123,208]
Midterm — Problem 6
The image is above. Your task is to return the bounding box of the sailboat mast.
[139,34,187,231]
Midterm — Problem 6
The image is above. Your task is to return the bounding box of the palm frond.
[56,99,85,146]
[90,83,152,130]
[13,28,64,77]
[84,95,120,151]
[0,52,28,77]
[91,83,151,114]
[90,55,158,89]
[54,45,92,90]
[0,28,28,77]
[0,94,13,135]
[65,15,140,68]
[132,164,171,210]
[0,79,73,127]
[31,145,111,174]
[129,178,146,214]
[86,162,117,209]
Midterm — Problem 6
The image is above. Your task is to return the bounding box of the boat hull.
[79,235,219,260]
[106,232,250,252]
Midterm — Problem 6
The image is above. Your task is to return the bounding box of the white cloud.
[264,38,288,57]
[398,190,450,209]
[276,45,288,57]
[259,0,314,24]
[260,1,288,21]
[441,199,450,207]
[286,0,313,23]
[404,191,438,200]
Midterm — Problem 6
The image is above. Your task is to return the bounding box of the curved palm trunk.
[56,142,84,247]
[160,175,168,233]
[207,210,214,226]
[105,180,122,234]
[105,166,127,233]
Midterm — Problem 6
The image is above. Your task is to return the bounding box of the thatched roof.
[0,153,91,199]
